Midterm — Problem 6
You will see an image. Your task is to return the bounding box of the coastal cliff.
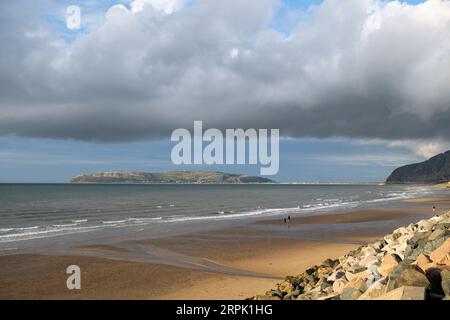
[387,151,450,184]
[251,211,450,300]
[68,171,274,184]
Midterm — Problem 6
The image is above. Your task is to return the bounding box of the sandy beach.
[1,197,449,300]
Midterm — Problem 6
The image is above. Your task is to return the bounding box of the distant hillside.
[68,171,274,184]
[386,151,450,184]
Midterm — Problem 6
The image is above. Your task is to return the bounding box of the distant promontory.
[68,171,274,184]
[386,151,450,184]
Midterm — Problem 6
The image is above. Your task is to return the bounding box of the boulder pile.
[251,211,450,300]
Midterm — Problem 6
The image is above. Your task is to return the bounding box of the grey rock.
[371,241,384,251]
[320,280,333,291]
[333,279,348,294]
[384,234,395,244]
[317,293,340,300]
[423,237,446,256]
[327,271,346,282]
[340,288,363,300]
[305,267,317,276]
[386,264,430,291]
[268,290,284,298]
[409,231,431,241]
[441,269,450,297]
[282,289,301,300]
[428,225,449,241]
[320,258,337,268]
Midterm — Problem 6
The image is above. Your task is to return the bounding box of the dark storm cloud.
[1,0,450,143]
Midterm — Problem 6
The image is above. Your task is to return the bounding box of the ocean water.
[0,183,447,249]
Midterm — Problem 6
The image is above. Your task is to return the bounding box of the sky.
[0,0,449,183]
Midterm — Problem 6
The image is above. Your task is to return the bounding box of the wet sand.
[257,208,414,225]
[402,195,450,203]
[0,197,449,300]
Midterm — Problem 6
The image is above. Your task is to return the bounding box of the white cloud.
[1,0,450,145]
[352,138,450,159]
[314,153,420,167]
[130,0,185,14]
[229,47,239,59]
[106,4,130,20]
[388,139,450,159]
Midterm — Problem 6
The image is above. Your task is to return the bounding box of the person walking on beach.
[283,218,287,223]
[288,215,291,222]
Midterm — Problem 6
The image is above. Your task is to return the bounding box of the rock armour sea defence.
[250,211,450,300]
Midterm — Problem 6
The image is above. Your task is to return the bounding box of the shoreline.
[1,184,446,251]
[0,196,449,299]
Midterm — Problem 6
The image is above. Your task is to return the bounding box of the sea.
[0,183,448,253]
